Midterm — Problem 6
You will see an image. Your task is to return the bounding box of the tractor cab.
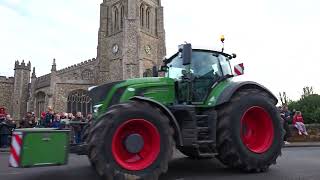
[163,45,235,104]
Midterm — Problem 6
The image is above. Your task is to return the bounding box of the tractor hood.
[89,77,175,109]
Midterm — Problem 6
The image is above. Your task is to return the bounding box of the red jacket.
[293,115,304,124]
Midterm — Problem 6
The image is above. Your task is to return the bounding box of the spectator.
[0,114,15,148]
[293,111,308,135]
[281,106,292,145]
[72,112,83,144]
[52,114,61,129]
[86,113,93,125]
[68,113,75,120]
[21,112,36,128]
[44,106,54,128]
[60,113,70,129]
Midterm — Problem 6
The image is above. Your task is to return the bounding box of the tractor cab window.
[166,51,225,80]
[191,52,222,78]
[219,55,233,76]
[166,55,185,80]
[166,50,232,103]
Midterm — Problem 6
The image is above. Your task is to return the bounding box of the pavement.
[1,147,320,180]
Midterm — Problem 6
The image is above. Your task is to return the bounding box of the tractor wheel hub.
[124,133,144,154]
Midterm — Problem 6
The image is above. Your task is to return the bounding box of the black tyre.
[87,101,174,180]
[216,89,283,172]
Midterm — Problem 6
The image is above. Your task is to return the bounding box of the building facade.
[0,0,166,120]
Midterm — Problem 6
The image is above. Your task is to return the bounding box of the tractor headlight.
[93,104,103,113]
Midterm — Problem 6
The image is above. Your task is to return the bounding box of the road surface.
[1,147,320,180]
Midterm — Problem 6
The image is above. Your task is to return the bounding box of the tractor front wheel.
[216,89,283,172]
[87,101,174,180]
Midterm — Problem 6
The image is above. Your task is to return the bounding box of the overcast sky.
[0,0,319,100]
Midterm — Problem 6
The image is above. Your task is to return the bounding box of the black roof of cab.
[164,49,233,64]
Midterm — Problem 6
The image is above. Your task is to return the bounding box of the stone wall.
[0,76,14,114]
[288,124,320,142]
[53,83,93,113]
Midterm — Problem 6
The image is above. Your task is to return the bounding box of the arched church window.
[146,8,151,29]
[120,5,124,29]
[113,7,119,31]
[36,91,46,118]
[140,4,145,27]
[67,90,92,116]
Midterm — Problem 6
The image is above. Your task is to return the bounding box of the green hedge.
[288,94,320,124]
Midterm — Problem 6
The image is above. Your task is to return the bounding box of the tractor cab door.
[190,52,222,102]
[167,50,224,104]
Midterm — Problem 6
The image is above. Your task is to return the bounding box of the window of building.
[146,8,151,29]
[113,7,119,31]
[67,90,92,116]
[120,5,124,29]
[140,5,144,27]
[36,91,46,118]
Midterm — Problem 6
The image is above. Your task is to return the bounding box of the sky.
[0,0,320,101]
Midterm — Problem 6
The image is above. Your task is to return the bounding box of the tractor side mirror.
[182,43,192,65]
[234,63,244,76]
[152,66,158,77]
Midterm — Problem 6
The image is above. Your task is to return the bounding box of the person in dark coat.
[44,106,54,128]
[72,112,84,144]
[281,106,292,144]
[0,115,15,148]
[20,112,36,128]
[51,114,61,129]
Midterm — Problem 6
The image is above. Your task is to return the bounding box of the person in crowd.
[281,106,292,145]
[44,106,54,128]
[60,112,70,129]
[293,111,308,135]
[0,114,7,147]
[86,113,93,125]
[72,112,83,144]
[68,113,75,120]
[21,112,36,128]
[0,114,15,148]
[52,114,61,129]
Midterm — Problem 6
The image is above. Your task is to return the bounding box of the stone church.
[0,0,166,121]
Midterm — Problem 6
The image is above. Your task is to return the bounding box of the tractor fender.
[215,81,278,106]
[130,96,183,146]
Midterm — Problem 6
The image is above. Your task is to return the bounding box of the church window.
[35,91,46,118]
[120,5,124,29]
[67,90,92,116]
[140,4,145,27]
[113,7,119,31]
[146,8,151,29]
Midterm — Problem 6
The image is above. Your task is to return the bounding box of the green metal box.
[9,128,70,168]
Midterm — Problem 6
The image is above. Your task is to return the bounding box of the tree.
[302,86,314,99]
[279,92,289,106]
[288,94,320,124]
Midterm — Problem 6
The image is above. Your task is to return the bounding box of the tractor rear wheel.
[216,89,283,172]
[87,101,174,180]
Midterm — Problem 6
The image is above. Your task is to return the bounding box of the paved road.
[1,147,320,180]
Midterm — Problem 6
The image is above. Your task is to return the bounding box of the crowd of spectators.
[0,106,93,148]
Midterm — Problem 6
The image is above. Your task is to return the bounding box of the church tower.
[12,60,31,121]
[97,0,166,84]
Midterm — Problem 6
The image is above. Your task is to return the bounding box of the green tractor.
[84,43,284,179]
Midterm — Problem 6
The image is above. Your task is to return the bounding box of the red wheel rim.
[111,119,160,171]
[240,106,274,153]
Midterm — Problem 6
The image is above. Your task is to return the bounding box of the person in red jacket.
[293,111,308,135]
